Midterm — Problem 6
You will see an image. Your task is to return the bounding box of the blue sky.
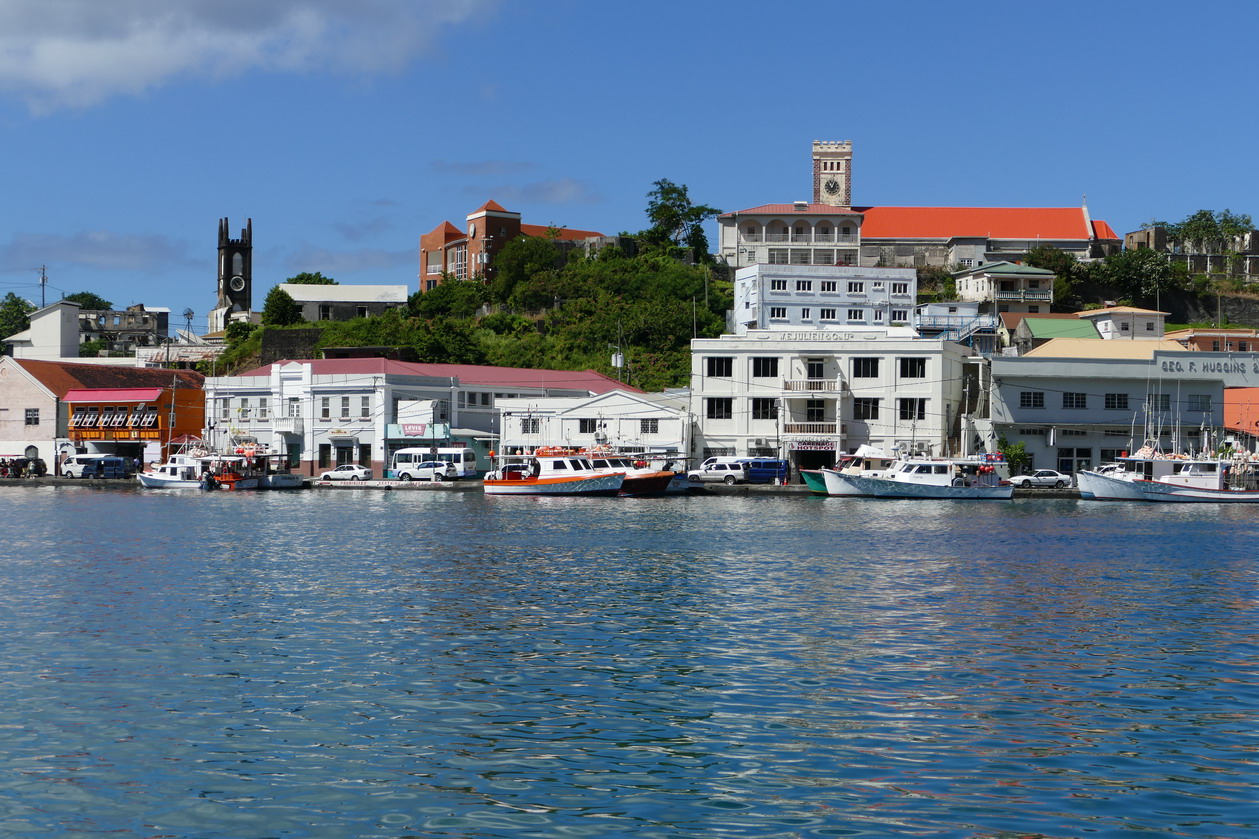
[1,0,1255,334]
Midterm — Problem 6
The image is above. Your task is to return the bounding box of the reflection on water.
[1,486,1256,838]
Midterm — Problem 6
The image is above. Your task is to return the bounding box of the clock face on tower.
[824,178,841,196]
[229,276,246,292]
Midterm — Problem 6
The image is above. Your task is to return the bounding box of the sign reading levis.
[402,423,428,436]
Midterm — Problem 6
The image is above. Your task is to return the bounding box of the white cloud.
[0,229,195,272]
[0,0,496,112]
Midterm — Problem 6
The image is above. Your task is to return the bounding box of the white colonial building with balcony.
[689,329,975,472]
[954,261,1057,315]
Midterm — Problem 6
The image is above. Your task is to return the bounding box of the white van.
[62,454,103,478]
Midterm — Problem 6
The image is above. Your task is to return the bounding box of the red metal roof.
[723,204,1116,242]
[63,387,165,403]
[238,359,637,394]
[856,206,1093,239]
[520,223,605,241]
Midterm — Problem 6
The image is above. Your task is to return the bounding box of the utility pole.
[38,266,47,307]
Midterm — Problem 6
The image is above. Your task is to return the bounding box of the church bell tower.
[812,140,853,207]
[209,217,254,333]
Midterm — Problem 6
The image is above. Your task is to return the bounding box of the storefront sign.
[401,423,428,436]
[788,439,836,451]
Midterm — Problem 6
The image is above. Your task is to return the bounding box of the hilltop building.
[419,200,610,290]
[208,217,257,334]
[275,283,409,322]
[717,141,1121,271]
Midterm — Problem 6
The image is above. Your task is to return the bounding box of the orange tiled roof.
[473,199,511,214]
[1092,219,1120,240]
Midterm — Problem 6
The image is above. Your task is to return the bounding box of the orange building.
[419,199,603,290]
[1224,387,1259,441]
[65,384,205,462]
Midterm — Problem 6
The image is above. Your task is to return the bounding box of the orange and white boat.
[580,446,675,496]
[483,447,624,496]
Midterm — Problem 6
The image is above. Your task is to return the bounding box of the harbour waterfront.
[1,486,1256,838]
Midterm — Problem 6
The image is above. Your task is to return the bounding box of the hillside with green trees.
[212,180,730,391]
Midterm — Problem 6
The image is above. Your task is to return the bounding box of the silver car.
[1009,469,1072,488]
[687,462,748,485]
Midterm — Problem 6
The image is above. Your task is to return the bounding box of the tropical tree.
[1092,248,1177,302]
[1024,244,1083,308]
[1149,209,1253,255]
[641,178,721,261]
[410,279,488,319]
[0,292,35,339]
[261,286,302,326]
[62,291,113,310]
[286,272,338,285]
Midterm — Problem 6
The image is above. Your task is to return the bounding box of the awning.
[63,388,164,403]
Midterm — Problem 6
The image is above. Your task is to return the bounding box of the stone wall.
[261,329,324,366]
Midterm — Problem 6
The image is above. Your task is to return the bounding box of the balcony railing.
[994,288,1052,301]
[273,416,304,435]
[741,234,859,245]
[783,379,843,393]
[783,422,840,435]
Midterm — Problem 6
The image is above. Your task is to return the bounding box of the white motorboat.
[137,453,209,489]
[1078,447,1259,502]
[582,448,675,496]
[819,445,897,496]
[483,448,624,496]
[823,453,1013,500]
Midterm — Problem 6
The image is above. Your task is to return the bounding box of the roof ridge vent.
[794,200,808,210]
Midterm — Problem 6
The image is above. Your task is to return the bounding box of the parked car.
[396,461,456,481]
[739,458,790,485]
[1009,469,1072,488]
[687,461,748,485]
[319,464,373,481]
[62,454,104,478]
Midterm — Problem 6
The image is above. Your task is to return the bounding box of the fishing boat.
[137,452,208,489]
[483,448,625,496]
[582,447,675,496]
[1077,445,1259,502]
[819,445,897,496]
[823,453,1013,500]
[799,470,828,494]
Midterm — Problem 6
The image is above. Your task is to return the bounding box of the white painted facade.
[730,264,918,335]
[1078,307,1167,340]
[3,301,82,360]
[496,390,690,455]
[690,330,974,470]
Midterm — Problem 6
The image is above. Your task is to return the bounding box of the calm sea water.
[0,485,1255,839]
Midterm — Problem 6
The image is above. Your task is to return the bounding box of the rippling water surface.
[0,485,1255,838]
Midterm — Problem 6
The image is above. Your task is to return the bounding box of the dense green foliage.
[62,291,113,310]
[210,245,730,391]
[286,272,338,285]
[0,292,35,339]
[261,287,302,326]
[1147,209,1253,254]
[639,178,721,262]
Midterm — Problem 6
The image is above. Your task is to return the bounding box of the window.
[899,357,926,378]
[873,310,885,322]
[288,398,301,418]
[847,281,864,294]
[1063,392,1087,410]
[957,258,974,268]
[356,306,368,318]
[1146,322,1155,332]
[1105,393,1129,411]
[801,308,811,320]
[1212,341,1221,351]
[751,357,779,378]
[820,308,836,320]
[796,280,812,291]
[1121,322,1130,332]
[258,398,269,420]
[898,398,926,421]
[806,399,825,422]
[320,397,331,420]
[1152,394,1171,412]
[340,396,351,418]
[640,418,659,435]
[769,307,787,319]
[521,418,540,433]
[706,398,733,420]
[239,398,251,419]
[359,396,370,419]
[1027,305,1039,313]
[769,249,789,264]
[821,281,837,292]
[853,357,879,378]
[220,400,231,421]
[1241,342,1250,352]
[853,398,880,420]
[1187,394,1212,412]
[847,309,865,321]
[752,398,777,420]
[579,418,597,434]
[706,357,733,378]
[891,282,909,295]
[24,408,38,426]
[770,279,787,291]
[1019,391,1045,409]
[318,305,332,320]
[891,309,909,323]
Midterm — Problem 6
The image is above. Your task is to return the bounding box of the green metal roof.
[1024,317,1098,339]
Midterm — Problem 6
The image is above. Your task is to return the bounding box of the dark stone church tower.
[209,217,253,333]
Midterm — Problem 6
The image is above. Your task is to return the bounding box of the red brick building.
[419,199,603,290]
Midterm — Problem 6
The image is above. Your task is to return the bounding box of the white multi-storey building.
[730,264,917,335]
[496,390,690,455]
[690,330,976,472]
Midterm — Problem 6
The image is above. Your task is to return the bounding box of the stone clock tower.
[209,217,254,334]
[812,140,853,207]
